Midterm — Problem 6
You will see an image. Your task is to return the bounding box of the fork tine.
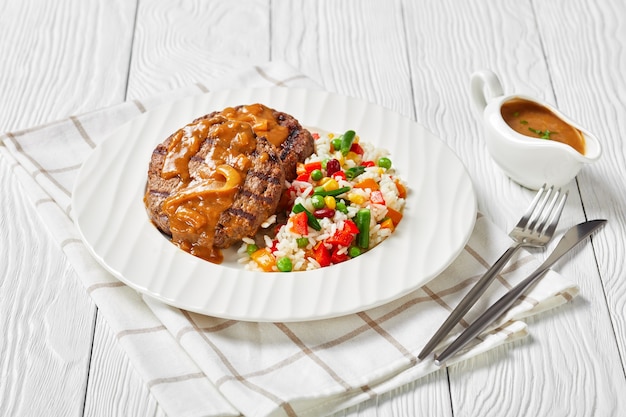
[541,190,569,238]
[534,188,562,235]
[526,185,556,231]
[515,183,547,230]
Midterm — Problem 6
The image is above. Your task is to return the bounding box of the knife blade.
[433,219,607,366]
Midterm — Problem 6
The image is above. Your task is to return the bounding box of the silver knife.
[433,219,607,366]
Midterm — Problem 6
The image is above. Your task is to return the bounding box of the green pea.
[310,169,323,181]
[349,246,362,257]
[331,138,342,151]
[296,237,309,248]
[336,201,348,214]
[276,257,293,272]
[311,194,325,209]
[321,158,329,169]
[377,157,392,169]
[246,243,258,256]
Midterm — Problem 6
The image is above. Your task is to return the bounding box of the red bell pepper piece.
[343,219,360,234]
[326,219,359,247]
[350,142,364,155]
[370,190,386,205]
[313,242,331,267]
[331,247,349,264]
[326,229,354,247]
[331,170,347,181]
[291,211,309,236]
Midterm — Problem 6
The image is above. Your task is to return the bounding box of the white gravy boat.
[471,69,601,189]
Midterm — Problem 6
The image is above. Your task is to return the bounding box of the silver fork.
[418,184,568,360]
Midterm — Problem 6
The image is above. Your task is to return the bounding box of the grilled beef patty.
[144,104,313,261]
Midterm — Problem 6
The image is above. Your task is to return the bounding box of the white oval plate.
[72,87,476,322]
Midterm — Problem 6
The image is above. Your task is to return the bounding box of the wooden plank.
[0,156,96,417]
[83,314,165,417]
[0,0,136,131]
[271,0,415,118]
[0,1,135,416]
[126,0,271,100]
[534,0,626,372]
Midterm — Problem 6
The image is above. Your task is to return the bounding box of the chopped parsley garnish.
[528,127,557,140]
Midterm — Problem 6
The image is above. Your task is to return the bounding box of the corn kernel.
[323,178,339,191]
[328,133,335,139]
[319,177,331,186]
[348,192,366,205]
[324,196,336,209]
[346,151,359,162]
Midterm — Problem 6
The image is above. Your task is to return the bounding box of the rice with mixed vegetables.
[238,130,407,272]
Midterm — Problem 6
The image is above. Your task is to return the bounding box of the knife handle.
[417,244,520,360]
[434,266,549,366]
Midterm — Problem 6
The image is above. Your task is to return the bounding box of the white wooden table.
[2,0,626,416]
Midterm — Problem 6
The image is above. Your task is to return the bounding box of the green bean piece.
[345,166,366,180]
[313,186,351,197]
[356,208,371,249]
[340,130,356,156]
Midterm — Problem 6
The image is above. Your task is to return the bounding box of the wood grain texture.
[2,0,625,416]
[0,0,135,131]
[271,0,415,119]
[0,155,96,417]
[534,0,626,372]
[400,0,626,416]
[127,0,271,100]
[84,314,165,417]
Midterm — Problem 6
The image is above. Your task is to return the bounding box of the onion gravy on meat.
[148,104,294,264]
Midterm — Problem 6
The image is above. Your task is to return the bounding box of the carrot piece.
[395,181,407,198]
[380,218,395,231]
[251,248,276,272]
[386,206,403,225]
[353,178,379,191]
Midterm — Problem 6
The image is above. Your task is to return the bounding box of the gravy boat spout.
[471,69,601,190]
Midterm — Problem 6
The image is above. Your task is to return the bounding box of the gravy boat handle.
[471,69,504,113]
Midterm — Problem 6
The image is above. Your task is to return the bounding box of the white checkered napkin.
[1,61,579,417]
[144,213,578,417]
